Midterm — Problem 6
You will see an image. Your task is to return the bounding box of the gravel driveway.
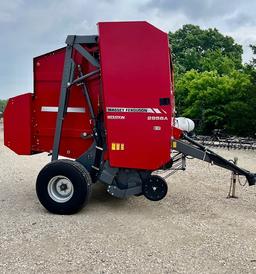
[1,123,256,274]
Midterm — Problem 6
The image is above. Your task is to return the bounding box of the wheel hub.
[59,183,68,191]
[47,176,74,203]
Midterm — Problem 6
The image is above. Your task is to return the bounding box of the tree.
[0,100,7,112]
[245,45,256,86]
[250,44,256,67]
[169,24,243,75]
[175,69,256,136]
[200,49,236,75]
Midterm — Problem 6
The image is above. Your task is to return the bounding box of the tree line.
[169,24,256,137]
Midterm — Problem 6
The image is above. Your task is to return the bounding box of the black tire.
[142,175,168,201]
[36,159,92,214]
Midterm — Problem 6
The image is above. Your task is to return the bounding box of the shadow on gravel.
[89,183,128,207]
[86,182,160,215]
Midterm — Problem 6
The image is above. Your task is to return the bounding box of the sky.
[0,0,255,99]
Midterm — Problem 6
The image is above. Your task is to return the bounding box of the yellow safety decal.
[172,141,177,148]
[111,143,125,151]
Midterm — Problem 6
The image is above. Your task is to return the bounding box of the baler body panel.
[32,47,100,158]
[4,47,100,158]
[98,22,172,170]
[4,93,32,155]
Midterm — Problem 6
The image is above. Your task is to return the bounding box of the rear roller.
[36,159,92,214]
[142,175,168,201]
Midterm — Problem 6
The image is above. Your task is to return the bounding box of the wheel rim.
[47,175,74,203]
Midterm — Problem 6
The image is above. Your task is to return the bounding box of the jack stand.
[227,157,238,199]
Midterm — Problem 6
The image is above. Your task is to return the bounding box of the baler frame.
[51,35,100,163]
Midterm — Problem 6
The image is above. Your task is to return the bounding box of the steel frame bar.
[51,35,100,161]
[70,69,100,87]
[73,44,100,68]
[66,35,98,45]
[51,43,74,161]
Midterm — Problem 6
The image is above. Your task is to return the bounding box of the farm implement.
[3,22,256,214]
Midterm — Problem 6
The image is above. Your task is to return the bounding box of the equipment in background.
[3,21,256,214]
[196,133,256,150]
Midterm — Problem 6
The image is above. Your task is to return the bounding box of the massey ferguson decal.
[106,107,166,114]
[106,107,154,113]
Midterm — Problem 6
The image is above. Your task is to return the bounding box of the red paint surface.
[4,93,32,155]
[99,22,172,169]
[32,47,100,158]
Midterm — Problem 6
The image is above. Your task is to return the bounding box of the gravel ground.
[1,122,256,274]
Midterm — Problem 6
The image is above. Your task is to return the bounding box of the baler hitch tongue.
[174,134,256,187]
[246,173,256,186]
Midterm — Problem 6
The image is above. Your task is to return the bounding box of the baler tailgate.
[4,93,32,155]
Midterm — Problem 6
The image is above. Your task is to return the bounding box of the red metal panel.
[4,46,100,159]
[32,47,99,158]
[4,93,32,155]
[98,22,172,170]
